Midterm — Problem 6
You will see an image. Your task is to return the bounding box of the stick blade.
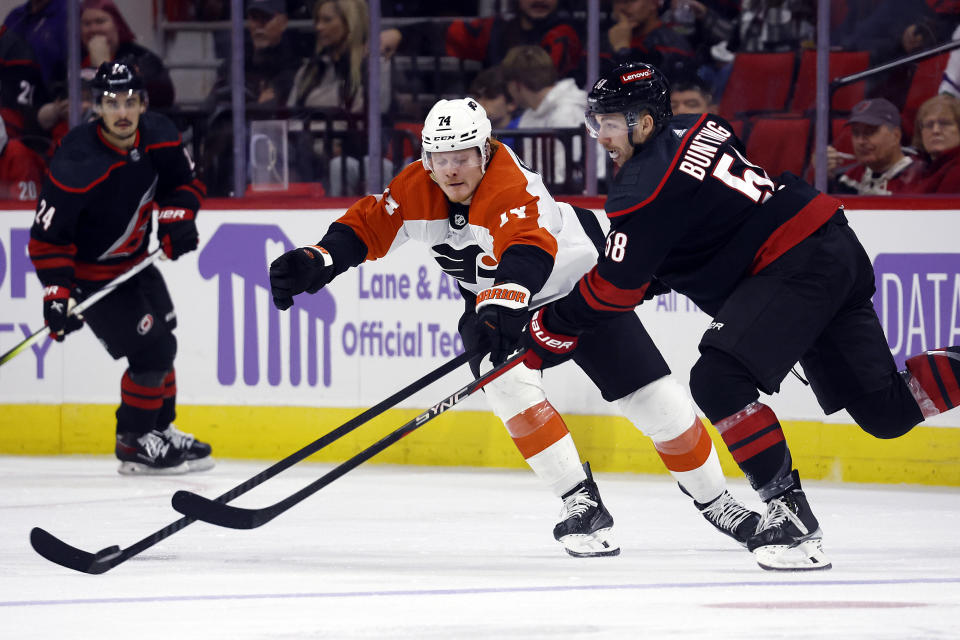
[171,490,261,529]
[30,527,117,574]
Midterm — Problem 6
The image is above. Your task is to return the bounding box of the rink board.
[1,201,959,485]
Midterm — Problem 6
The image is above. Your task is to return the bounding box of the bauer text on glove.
[521,306,579,369]
[157,208,199,260]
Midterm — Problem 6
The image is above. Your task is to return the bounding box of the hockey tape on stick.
[0,249,164,368]
[170,349,529,530]
[29,348,479,573]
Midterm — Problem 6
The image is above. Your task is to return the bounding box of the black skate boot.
[160,424,215,471]
[695,490,762,547]
[553,462,620,557]
[116,430,190,475]
[747,471,831,571]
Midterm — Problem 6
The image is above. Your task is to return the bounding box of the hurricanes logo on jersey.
[137,314,154,335]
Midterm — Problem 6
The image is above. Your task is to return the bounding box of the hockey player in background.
[520,61,960,570]
[268,96,760,558]
[28,61,213,475]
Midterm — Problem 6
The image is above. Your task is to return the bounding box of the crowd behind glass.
[2,0,959,201]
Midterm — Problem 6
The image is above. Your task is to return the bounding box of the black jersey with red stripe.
[552,112,843,330]
[29,111,204,287]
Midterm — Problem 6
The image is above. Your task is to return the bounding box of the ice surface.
[1,456,958,639]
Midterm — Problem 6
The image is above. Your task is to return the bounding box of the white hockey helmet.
[421,98,493,172]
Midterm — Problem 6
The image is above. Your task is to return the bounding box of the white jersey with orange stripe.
[333,141,600,306]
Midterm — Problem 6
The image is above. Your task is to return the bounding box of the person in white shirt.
[501,45,605,189]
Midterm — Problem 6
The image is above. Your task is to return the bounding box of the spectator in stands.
[0,25,47,142]
[288,0,389,113]
[501,44,592,190]
[207,0,300,109]
[0,113,45,201]
[201,0,302,196]
[725,0,816,53]
[501,45,584,128]
[469,65,520,130]
[36,0,175,149]
[833,0,953,107]
[79,0,174,107]
[938,23,960,98]
[821,98,925,195]
[670,74,716,114]
[909,93,960,193]
[3,0,66,86]
[286,0,392,196]
[662,0,735,92]
[380,0,583,79]
[602,0,696,80]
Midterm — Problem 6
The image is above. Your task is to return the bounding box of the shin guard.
[115,369,164,435]
[654,417,725,504]
[713,402,791,496]
[904,347,960,417]
[157,369,177,430]
[508,401,586,496]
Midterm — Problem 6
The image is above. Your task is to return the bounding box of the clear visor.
[584,112,632,139]
[422,147,484,172]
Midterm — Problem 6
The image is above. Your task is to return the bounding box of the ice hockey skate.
[695,490,761,547]
[116,430,190,475]
[553,462,619,557]
[747,478,831,571]
[161,424,215,471]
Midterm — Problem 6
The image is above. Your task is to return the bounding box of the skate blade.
[558,528,620,558]
[117,460,191,475]
[186,456,216,472]
[754,537,832,571]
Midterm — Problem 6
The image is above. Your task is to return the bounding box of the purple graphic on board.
[873,253,960,368]
[198,224,336,387]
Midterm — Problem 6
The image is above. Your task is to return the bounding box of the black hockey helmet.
[585,62,672,137]
[91,60,144,101]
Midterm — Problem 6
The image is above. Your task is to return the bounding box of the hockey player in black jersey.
[521,61,960,571]
[28,61,213,475]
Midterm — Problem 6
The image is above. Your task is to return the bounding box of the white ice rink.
[2,455,959,639]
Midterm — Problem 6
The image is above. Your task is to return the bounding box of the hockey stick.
[0,249,165,368]
[29,348,479,573]
[170,350,527,530]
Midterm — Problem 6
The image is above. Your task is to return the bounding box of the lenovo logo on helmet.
[621,69,653,83]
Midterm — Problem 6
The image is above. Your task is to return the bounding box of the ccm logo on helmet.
[621,69,653,83]
[434,135,456,141]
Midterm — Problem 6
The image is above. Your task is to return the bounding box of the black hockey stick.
[29,348,479,573]
[1,249,165,368]
[171,351,528,530]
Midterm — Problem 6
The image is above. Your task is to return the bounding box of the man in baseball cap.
[246,0,286,18]
[827,98,924,195]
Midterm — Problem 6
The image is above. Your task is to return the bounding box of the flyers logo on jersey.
[621,69,653,83]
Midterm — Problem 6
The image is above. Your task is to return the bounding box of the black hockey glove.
[269,245,335,310]
[521,306,579,370]
[157,207,199,260]
[475,283,531,365]
[642,277,671,302]
[42,285,84,342]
